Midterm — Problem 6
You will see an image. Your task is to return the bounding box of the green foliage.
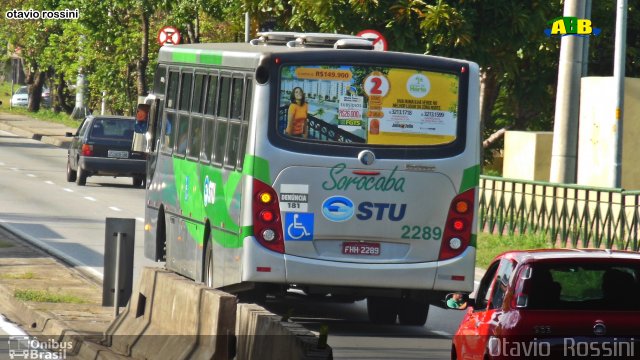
[14,289,88,304]
[1,272,37,279]
[476,232,550,269]
[3,0,640,139]
[0,240,13,248]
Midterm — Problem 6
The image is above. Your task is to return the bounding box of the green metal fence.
[479,176,640,251]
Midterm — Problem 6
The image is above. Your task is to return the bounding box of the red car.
[450,249,640,359]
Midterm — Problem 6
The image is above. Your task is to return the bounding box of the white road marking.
[432,330,452,337]
[109,206,122,212]
[84,196,97,202]
[0,162,4,166]
[45,180,54,185]
[63,188,74,193]
[10,167,19,171]
[27,173,36,177]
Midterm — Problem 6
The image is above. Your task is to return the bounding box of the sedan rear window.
[527,263,640,311]
[90,118,135,140]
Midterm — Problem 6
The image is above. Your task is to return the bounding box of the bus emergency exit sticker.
[284,212,314,241]
[280,184,309,212]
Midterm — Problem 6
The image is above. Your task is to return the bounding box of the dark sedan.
[66,115,146,187]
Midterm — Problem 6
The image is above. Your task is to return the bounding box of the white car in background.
[10,86,29,107]
[10,86,51,108]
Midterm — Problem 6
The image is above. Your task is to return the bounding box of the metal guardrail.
[479,176,640,251]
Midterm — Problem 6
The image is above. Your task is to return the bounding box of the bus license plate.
[108,150,129,158]
[342,242,380,256]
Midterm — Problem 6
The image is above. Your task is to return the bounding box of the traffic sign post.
[157,26,181,46]
[356,29,388,51]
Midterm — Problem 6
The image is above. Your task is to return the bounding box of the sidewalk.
[0,112,75,148]
[0,226,116,359]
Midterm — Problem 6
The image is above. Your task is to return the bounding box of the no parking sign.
[157,26,181,46]
[356,29,388,51]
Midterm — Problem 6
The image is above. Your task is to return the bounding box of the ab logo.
[544,16,601,37]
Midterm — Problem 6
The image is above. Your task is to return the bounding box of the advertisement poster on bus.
[279,65,459,146]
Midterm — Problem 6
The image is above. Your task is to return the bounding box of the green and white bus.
[134,32,480,325]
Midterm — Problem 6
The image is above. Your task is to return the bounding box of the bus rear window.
[278,65,459,146]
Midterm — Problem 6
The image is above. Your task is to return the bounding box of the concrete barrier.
[104,267,236,360]
[236,303,333,360]
[98,267,332,360]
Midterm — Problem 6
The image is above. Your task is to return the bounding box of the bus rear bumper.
[243,237,475,292]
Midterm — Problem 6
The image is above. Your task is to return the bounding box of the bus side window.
[202,118,215,163]
[161,112,175,153]
[217,76,231,117]
[188,117,202,160]
[236,79,252,170]
[213,118,227,166]
[166,71,179,109]
[176,115,190,156]
[154,65,166,96]
[230,77,243,120]
[225,121,241,169]
[205,75,218,116]
[192,74,205,114]
[179,72,193,111]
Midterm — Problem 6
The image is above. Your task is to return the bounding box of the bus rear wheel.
[367,296,398,324]
[397,298,429,326]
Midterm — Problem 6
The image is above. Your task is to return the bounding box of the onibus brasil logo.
[544,16,601,37]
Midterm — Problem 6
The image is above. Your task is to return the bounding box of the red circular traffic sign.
[356,29,388,51]
[157,26,181,46]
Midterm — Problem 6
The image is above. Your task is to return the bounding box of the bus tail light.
[81,144,94,156]
[252,179,284,254]
[439,188,475,261]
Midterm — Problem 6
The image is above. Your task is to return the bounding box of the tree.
[0,0,62,112]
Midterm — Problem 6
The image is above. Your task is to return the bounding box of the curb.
[0,118,72,149]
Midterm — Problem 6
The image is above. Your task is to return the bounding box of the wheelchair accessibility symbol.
[285,212,314,241]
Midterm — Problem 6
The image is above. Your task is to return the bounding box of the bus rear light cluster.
[81,144,94,156]
[439,188,475,261]
[252,179,284,253]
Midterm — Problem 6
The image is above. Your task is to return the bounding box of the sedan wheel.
[76,164,87,186]
[66,159,77,182]
[132,176,144,188]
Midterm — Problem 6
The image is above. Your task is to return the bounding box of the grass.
[0,240,14,248]
[476,231,551,269]
[0,272,37,280]
[14,289,87,304]
[0,81,81,129]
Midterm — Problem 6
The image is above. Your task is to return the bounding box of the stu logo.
[356,202,406,221]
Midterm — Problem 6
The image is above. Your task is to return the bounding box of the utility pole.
[245,12,250,43]
[549,0,586,184]
[71,35,89,119]
[612,0,628,188]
